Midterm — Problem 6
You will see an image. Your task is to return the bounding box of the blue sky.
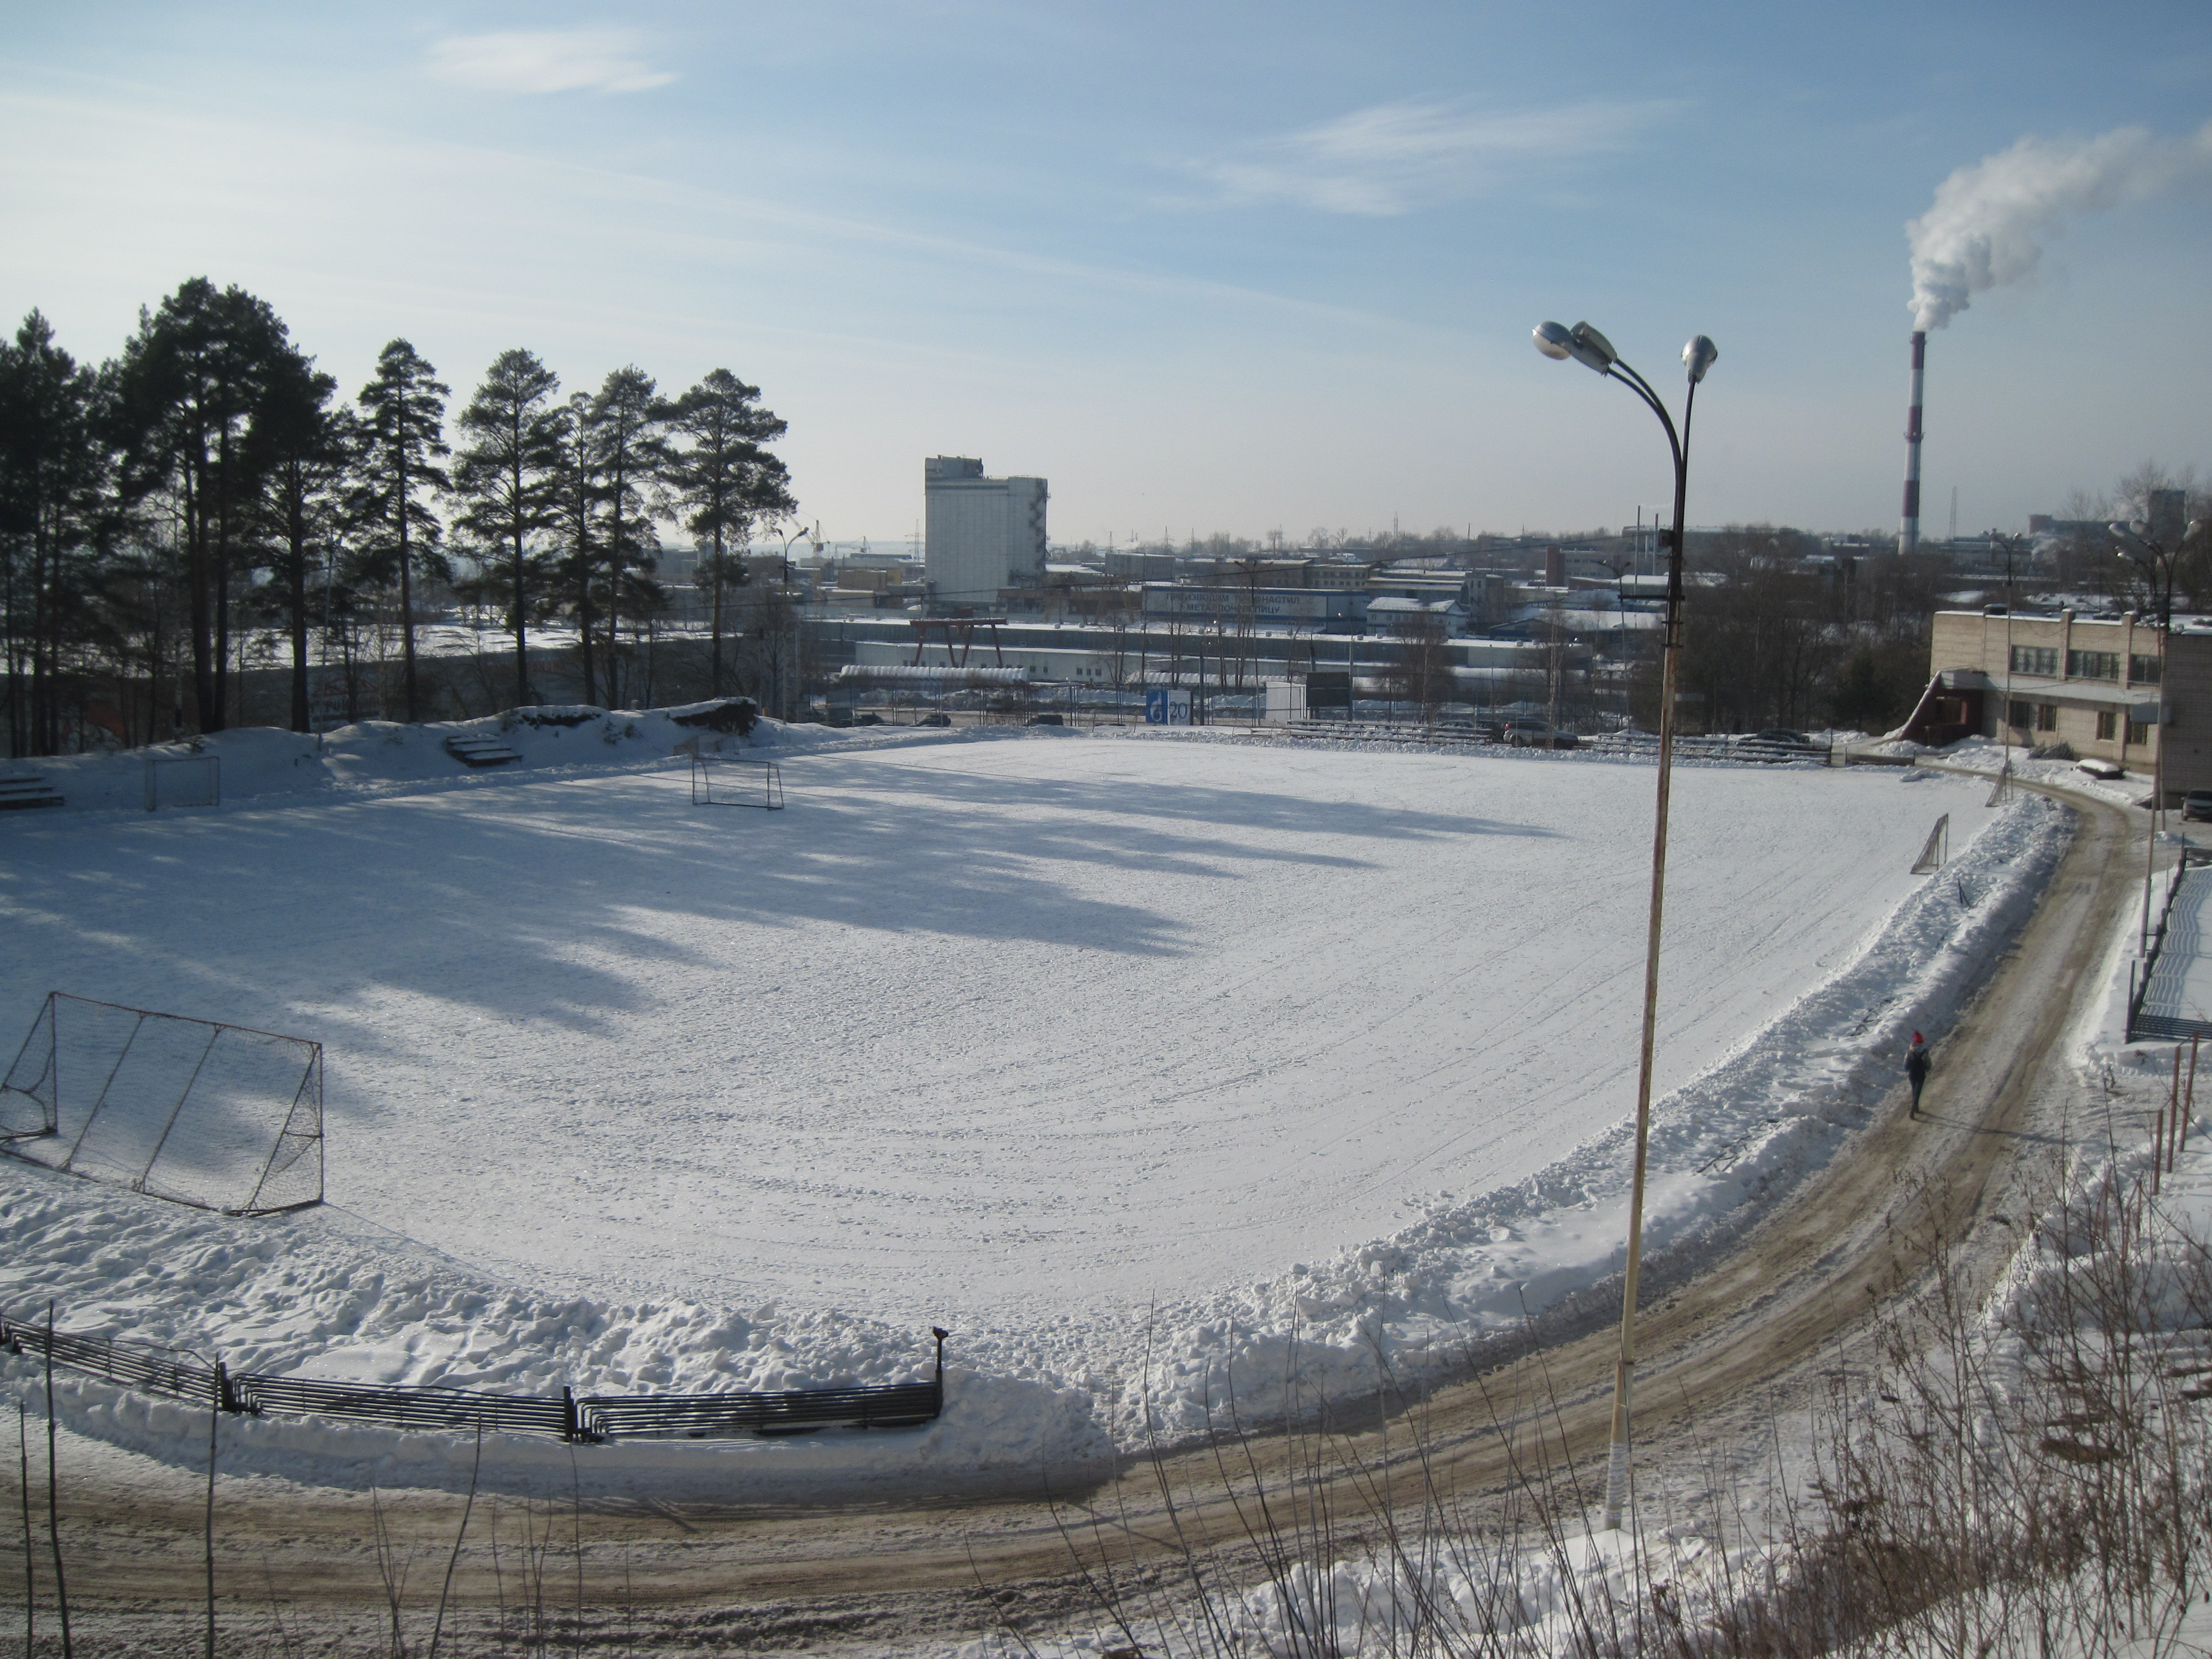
[4,1,2208,545]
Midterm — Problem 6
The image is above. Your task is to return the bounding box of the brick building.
[1912,607,2212,800]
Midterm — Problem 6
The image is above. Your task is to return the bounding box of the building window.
[2010,645,2059,676]
[2096,710,2117,741]
[2036,704,2058,732]
[2131,654,2163,685]
[2067,650,2121,681]
[2007,700,2033,730]
[2128,721,2153,745]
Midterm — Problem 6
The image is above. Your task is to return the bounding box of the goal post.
[0,993,322,1215]
[1911,812,1951,874]
[1,993,59,1141]
[690,755,784,810]
[145,753,220,812]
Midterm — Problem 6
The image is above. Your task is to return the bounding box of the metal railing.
[2128,853,2209,1042]
[2,1311,948,1444]
[1283,721,1840,764]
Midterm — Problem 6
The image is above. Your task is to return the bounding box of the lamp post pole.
[2112,519,2204,953]
[1533,321,1715,1532]
[777,522,820,722]
[1989,531,2023,792]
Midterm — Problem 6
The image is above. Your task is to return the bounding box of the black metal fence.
[1,1311,947,1444]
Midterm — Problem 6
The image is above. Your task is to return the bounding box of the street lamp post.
[1990,531,2024,796]
[773,522,821,722]
[2111,518,2205,952]
[1533,320,1716,1532]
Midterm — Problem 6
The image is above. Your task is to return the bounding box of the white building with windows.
[924,456,1048,611]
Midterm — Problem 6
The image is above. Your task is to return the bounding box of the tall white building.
[924,456,1047,611]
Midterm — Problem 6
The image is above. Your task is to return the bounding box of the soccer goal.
[1911,812,1951,874]
[145,752,220,812]
[1,993,323,1215]
[691,755,784,810]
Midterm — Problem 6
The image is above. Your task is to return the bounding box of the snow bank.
[961,1526,1776,1659]
[1098,790,2070,1438]
[0,1182,1107,1497]
[1919,735,2155,812]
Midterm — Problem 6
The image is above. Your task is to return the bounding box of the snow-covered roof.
[1366,595,1462,614]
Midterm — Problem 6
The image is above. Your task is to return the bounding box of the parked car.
[1023,712,1065,727]
[915,711,952,728]
[853,712,884,726]
[2078,758,2126,781]
[2182,790,2212,822]
[1751,728,1813,747]
[1502,720,1575,749]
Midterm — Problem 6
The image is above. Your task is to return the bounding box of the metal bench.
[0,774,64,811]
[444,735,523,769]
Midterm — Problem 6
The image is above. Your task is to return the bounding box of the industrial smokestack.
[1900,331,1926,552]
[1900,119,2212,554]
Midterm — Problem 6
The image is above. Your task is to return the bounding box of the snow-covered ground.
[0,721,2064,1488]
[981,756,2212,1659]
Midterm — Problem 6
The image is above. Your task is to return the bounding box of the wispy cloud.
[423,28,675,96]
[1189,97,1675,215]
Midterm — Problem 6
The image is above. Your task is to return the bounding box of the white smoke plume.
[1908,119,2212,330]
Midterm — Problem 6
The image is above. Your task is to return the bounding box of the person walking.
[1906,1031,1932,1118]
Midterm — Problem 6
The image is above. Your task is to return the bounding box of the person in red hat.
[1906,1031,1931,1118]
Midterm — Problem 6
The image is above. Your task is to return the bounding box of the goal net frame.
[1,992,324,1216]
[1911,812,1951,874]
[690,755,785,810]
[145,753,220,812]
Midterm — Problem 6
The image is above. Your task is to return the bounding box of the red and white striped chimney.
[1900,330,1926,551]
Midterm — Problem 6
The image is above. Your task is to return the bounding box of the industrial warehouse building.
[809,613,1566,696]
[1912,607,2212,800]
[923,456,1048,611]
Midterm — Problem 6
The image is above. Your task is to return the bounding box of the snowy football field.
[0,733,2005,1341]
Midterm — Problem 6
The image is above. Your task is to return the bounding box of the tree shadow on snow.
[0,754,1552,1066]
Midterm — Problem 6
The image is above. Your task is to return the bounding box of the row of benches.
[0,736,515,812]
[0,774,64,811]
[444,734,523,768]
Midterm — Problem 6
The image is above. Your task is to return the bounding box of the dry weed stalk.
[987,1166,2211,1657]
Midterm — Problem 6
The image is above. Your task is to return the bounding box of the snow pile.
[1920,735,2154,811]
[1102,789,2069,1437]
[963,1527,1775,1659]
[0,1182,1107,1494]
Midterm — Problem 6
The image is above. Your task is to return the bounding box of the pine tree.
[585,367,667,709]
[451,349,562,707]
[350,340,450,722]
[662,369,794,697]
[0,311,109,757]
[246,349,346,733]
[111,279,293,733]
[549,391,599,705]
